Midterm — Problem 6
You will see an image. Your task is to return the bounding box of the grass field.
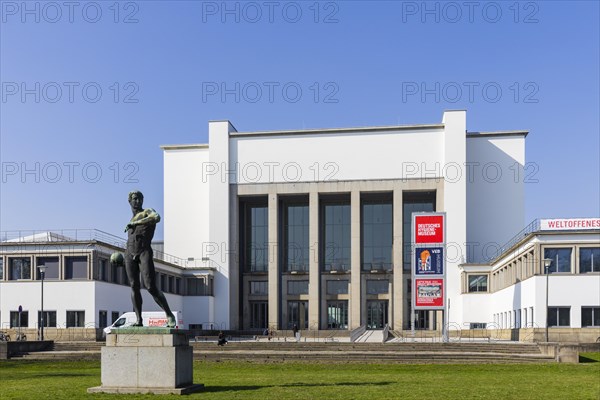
[1,356,599,400]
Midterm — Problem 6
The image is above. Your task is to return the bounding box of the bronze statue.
[123,190,176,328]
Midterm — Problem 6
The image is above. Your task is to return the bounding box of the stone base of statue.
[87,328,203,395]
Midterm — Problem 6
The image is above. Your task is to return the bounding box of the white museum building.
[1,111,599,341]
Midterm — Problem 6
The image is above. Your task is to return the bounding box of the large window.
[544,248,572,273]
[10,311,28,328]
[249,281,268,295]
[65,256,88,279]
[582,307,600,327]
[403,192,435,270]
[468,275,488,292]
[36,257,59,280]
[287,301,308,329]
[361,197,393,271]
[66,311,85,327]
[287,280,309,295]
[98,311,108,329]
[94,258,108,281]
[111,311,120,324]
[327,301,348,329]
[283,202,309,272]
[38,311,57,328]
[580,248,600,273]
[242,200,269,273]
[326,280,348,295]
[367,279,389,295]
[187,276,213,296]
[9,257,31,280]
[250,301,268,329]
[547,307,570,327]
[321,200,351,272]
[0,258,4,280]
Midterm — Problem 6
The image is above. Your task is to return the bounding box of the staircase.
[17,340,555,364]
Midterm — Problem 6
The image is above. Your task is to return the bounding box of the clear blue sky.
[1,1,599,241]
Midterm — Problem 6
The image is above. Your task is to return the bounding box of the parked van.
[103,311,185,335]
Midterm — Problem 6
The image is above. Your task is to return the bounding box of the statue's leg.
[125,254,143,325]
[141,251,176,327]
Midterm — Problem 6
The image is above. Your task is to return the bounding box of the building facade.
[0,230,215,339]
[162,110,534,332]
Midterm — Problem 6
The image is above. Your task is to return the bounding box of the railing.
[350,325,366,343]
[1,229,188,267]
[486,219,541,263]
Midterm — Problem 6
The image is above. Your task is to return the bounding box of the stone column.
[392,188,403,331]
[268,192,279,329]
[350,191,361,329]
[308,190,320,329]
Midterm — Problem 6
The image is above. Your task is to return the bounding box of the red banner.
[415,215,444,244]
[415,278,444,308]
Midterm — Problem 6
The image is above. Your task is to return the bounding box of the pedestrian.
[293,324,300,342]
[218,331,227,346]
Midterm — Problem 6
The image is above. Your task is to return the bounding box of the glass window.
[327,301,348,329]
[111,263,120,284]
[10,311,28,328]
[36,257,59,280]
[283,203,309,272]
[326,280,349,295]
[65,256,88,279]
[322,201,351,272]
[468,275,488,292]
[241,201,269,273]
[9,257,31,280]
[111,311,120,324]
[94,258,108,281]
[582,307,600,327]
[403,193,435,270]
[0,258,4,280]
[187,276,211,296]
[287,280,309,295]
[66,311,85,327]
[38,311,57,328]
[250,301,268,329]
[544,248,572,273]
[287,301,308,329]
[547,307,570,327]
[362,198,393,271]
[469,323,487,329]
[98,311,108,329]
[250,281,268,295]
[168,276,174,293]
[367,279,389,295]
[580,248,600,273]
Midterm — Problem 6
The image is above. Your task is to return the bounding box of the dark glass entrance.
[366,300,388,329]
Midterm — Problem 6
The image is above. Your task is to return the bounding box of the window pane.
[10,311,29,328]
[362,199,393,271]
[558,308,570,326]
[287,280,308,295]
[284,203,309,272]
[367,280,389,295]
[67,311,85,328]
[326,280,349,295]
[544,248,572,273]
[322,203,351,272]
[468,275,488,292]
[0,259,3,280]
[37,257,59,280]
[580,248,600,273]
[10,258,31,280]
[65,256,87,279]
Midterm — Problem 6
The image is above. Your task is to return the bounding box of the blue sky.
[1,1,599,241]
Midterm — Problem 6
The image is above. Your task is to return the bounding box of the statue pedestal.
[88,328,203,395]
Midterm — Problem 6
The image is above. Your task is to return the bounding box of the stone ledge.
[87,384,204,395]
[107,331,188,347]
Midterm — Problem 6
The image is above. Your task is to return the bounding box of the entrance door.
[366,300,388,329]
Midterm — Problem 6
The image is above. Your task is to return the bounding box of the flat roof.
[467,130,529,138]
[230,123,445,138]
[161,144,209,150]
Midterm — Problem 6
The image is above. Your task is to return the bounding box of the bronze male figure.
[124,190,176,327]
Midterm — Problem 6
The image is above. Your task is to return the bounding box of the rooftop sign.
[540,218,600,231]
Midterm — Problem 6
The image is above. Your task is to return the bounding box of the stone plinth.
[88,328,203,395]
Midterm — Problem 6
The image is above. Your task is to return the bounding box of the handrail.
[382,324,390,343]
[350,325,366,343]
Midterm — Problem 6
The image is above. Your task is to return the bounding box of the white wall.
[163,148,210,261]
[230,129,444,184]
[466,135,525,263]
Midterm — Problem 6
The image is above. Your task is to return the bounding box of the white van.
[103,311,185,335]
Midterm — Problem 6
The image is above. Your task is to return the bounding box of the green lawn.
[1,358,599,400]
